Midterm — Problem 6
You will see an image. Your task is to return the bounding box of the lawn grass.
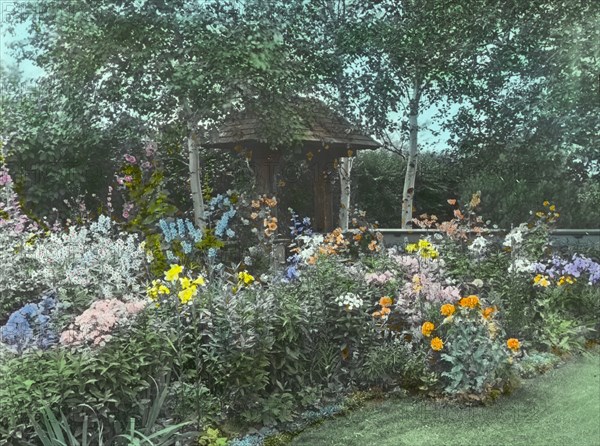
[291,351,600,446]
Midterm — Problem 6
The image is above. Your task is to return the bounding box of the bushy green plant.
[0,315,176,443]
[419,296,519,397]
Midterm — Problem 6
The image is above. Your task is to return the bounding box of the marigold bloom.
[459,295,480,309]
[164,264,183,282]
[421,321,435,337]
[440,304,456,316]
[549,204,556,211]
[543,200,550,206]
[431,337,444,351]
[379,296,393,307]
[381,306,391,316]
[507,338,520,351]
[482,306,496,319]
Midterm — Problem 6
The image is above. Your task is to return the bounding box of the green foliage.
[0,317,176,443]
[198,427,228,446]
[359,339,430,391]
[516,351,562,378]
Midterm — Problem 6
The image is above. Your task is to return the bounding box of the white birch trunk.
[188,133,206,230]
[401,79,420,228]
[338,156,353,231]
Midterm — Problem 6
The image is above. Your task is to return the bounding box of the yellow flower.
[549,204,556,211]
[421,321,435,337]
[306,151,314,161]
[379,296,393,307]
[440,304,456,317]
[543,201,550,207]
[535,211,545,218]
[180,277,192,289]
[417,239,430,249]
[158,285,170,294]
[193,276,206,286]
[533,274,550,287]
[178,285,197,305]
[431,337,444,351]
[164,264,183,282]
[459,295,480,309]
[238,270,255,285]
[506,338,520,351]
[405,243,418,253]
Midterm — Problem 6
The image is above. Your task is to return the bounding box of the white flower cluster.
[508,258,535,275]
[503,223,527,249]
[468,236,489,257]
[334,292,364,311]
[296,234,324,262]
[32,216,146,299]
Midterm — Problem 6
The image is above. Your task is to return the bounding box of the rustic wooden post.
[312,156,335,232]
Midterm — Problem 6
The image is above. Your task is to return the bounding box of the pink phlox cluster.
[60,298,146,347]
[401,273,461,303]
[365,270,395,286]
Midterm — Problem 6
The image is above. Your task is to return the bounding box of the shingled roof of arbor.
[207,99,380,151]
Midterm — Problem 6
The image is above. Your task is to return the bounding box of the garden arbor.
[207,100,380,232]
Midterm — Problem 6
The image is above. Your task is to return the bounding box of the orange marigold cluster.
[430,337,444,351]
[506,338,520,351]
[421,321,435,337]
[440,304,456,316]
[459,295,480,309]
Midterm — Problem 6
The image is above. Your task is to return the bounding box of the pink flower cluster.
[365,270,395,286]
[60,299,146,347]
[390,253,461,303]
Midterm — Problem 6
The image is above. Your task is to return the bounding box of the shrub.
[31,215,146,300]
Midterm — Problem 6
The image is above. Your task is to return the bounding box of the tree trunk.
[338,156,353,231]
[401,79,420,228]
[188,132,206,230]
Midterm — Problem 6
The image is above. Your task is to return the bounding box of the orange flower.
[506,338,520,351]
[264,197,277,207]
[353,233,362,242]
[421,321,435,337]
[379,296,393,307]
[307,256,317,265]
[482,306,496,319]
[440,304,456,317]
[268,221,278,231]
[459,295,480,309]
[372,310,381,318]
[368,240,378,251]
[251,200,261,209]
[380,306,391,316]
[431,337,444,351]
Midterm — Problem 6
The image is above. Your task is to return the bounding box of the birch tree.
[7,0,321,225]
